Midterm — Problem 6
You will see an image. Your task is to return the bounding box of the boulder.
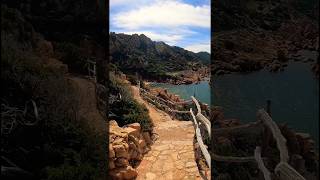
[109,169,123,180]
[110,120,119,127]
[122,166,138,180]
[124,127,140,139]
[129,148,142,161]
[127,123,141,132]
[115,158,129,167]
[110,166,138,180]
[128,135,140,151]
[113,144,129,158]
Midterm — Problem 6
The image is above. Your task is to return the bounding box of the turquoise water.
[152,62,319,147]
[214,62,319,147]
[150,81,211,105]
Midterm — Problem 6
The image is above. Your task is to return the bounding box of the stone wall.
[109,120,152,180]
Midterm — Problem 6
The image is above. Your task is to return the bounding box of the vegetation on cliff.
[109,72,153,131]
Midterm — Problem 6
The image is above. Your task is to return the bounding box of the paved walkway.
[131,86,202,180]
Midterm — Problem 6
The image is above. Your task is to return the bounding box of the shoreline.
[212,23,319,77]
[213,58,318,77]
[146,67,210,85]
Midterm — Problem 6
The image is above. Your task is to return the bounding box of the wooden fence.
[210,109,306,180]
[139,86,212,169]
[139,85,307,180]
[1,100,40,135]
[87,59,96,83]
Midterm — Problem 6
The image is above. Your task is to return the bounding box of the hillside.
[109,32,210,81]
[1,3,107,180]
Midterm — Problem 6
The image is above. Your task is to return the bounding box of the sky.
[110,0,211,53]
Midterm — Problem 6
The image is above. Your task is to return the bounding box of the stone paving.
[137,118,201,180]
[132,86,202,180]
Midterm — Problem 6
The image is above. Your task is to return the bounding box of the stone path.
[131,86,202,180]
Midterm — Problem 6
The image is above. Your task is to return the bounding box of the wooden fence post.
[87,59,97,83]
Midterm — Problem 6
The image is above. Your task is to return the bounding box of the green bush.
[109,73,153,131]
[111,99,153,131]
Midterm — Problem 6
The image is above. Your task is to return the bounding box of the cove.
[214,62,319,147]
[149,81,211,105]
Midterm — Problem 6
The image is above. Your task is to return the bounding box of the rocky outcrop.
[109,120,152,180]
[149,88,183,103]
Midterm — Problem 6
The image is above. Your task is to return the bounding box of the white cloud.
[112,0,210,30]
[184,43,211,53]
[110,0,210,52]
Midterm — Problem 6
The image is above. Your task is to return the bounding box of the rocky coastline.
[212,0,319,77]
[144,67,210,85]
[212,28,318,76]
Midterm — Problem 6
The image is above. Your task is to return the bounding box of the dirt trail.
[131,86,202,180]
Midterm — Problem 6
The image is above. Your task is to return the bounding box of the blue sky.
[110,0,211,53]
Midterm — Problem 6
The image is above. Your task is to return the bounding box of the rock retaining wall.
[109,120,152,180]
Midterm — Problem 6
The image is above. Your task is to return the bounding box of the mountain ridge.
[109,32,210,80]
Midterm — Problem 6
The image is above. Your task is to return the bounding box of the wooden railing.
[139,87,211,169]
[139,85,307,180]
[257,110,305,180]
[87,59,96,83]
[211,109,306,180]
[1,100,40,135]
